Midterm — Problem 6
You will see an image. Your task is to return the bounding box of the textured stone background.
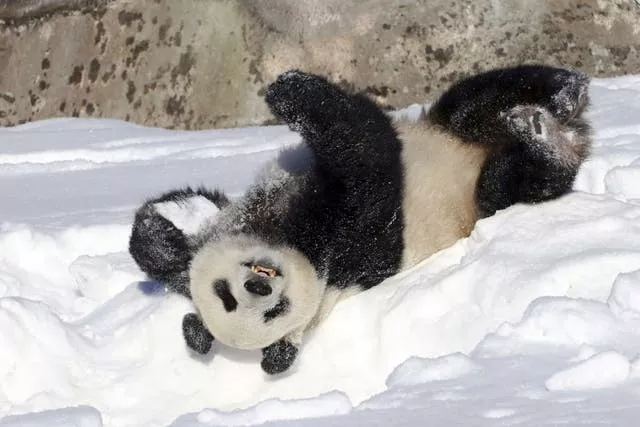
[1,0,639,129]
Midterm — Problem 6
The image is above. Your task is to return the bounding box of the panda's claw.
[261,339,299,375]
[182,313,214,354]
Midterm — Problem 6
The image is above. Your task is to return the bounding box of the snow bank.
[385,353,483,387]
[1,76,640,426]
[545,350,631,391]
[0,405,101,427]
[171,392,351,427]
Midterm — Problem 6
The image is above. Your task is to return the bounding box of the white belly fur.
[396,118,488,269]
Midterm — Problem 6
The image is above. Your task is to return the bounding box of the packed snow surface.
[2,76,640,426]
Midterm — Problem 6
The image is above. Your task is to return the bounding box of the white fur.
[189,235,326,349]
[395,115,488,269]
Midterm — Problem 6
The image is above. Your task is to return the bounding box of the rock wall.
[1,0,639,129]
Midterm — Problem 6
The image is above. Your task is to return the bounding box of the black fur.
[265,71,405,290]
[475,105,588,216]
[427,64,591,145]
[129,186,229,297]
[151,186,230,208]
[182,313,214,354]
[129,205,192,297]
[427,64,591,216]
[263,296,291,323]
[261,339,299,375]
[213,279,238,312]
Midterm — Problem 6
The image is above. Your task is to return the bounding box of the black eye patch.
[263,296,290,323]
[213,279,238,312]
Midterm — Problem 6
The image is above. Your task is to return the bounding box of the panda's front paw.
[261,339,299,375]
[265,70,339,131]
[182,313,214,354]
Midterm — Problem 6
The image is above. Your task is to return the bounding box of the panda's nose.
[244,278,272,296]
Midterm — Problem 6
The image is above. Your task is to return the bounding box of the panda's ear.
[148,186,229,208]
[192,187,231,209]
[129,187,226,297]
[129,199,192,297]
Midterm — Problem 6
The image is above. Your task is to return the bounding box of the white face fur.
[189,235,326,350]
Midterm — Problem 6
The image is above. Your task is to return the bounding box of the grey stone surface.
[0,0,105,21]
[1,0,639,129]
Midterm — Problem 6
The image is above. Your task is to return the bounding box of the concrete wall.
[1,0,639,129]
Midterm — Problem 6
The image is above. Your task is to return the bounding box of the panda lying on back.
[129,65,592,374]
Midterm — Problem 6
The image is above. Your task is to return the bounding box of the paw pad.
[503,105,550,140]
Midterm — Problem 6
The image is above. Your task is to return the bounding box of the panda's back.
[396,118,488,269]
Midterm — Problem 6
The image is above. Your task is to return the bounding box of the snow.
[2,75,640,426]
[385,353,483,387]
[172,392,352,427]
[544,350,631,391]
[0,405,102,427]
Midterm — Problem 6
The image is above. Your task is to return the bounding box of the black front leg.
[182,313,214,354]
[261,339,299,375]
[265,70,398,171]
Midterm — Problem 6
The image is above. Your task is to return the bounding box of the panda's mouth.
[253,265,279,277]
[244,262,281,278]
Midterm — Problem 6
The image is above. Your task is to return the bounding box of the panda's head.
[189,234,326,350]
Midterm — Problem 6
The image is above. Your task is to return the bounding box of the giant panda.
[129,65,592,374]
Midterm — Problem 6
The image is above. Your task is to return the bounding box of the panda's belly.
[397,120,488,269]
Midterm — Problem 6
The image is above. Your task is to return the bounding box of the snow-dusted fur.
[129,65,592,374]
[189,234,324,350]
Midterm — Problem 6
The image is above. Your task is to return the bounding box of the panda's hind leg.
[427,64,591,145]
[503,105,591,166]
[427,65,594,217]
[476,104,591,217]
[182,312,214,354]
[261,338,299,375]
[265,70,398,171]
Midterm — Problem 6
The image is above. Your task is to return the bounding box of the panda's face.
[189,235,326,350]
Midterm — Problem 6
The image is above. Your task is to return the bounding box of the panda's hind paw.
[548,69,590,122]
[265,70,341,132]
[502,105,553,143]
[261,339,299,375]
[182,313,214,355]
